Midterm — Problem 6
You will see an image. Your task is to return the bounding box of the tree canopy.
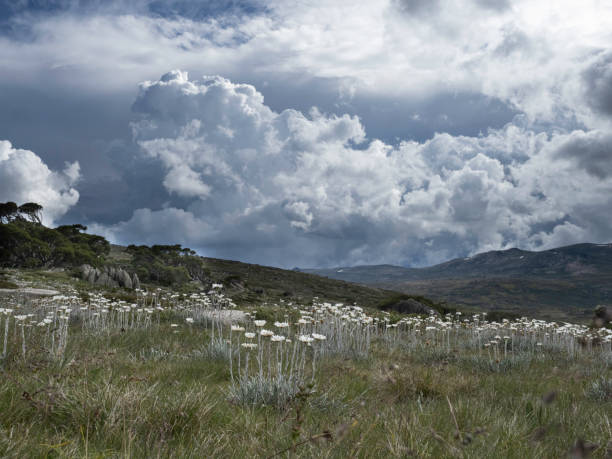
[0,215,110,268]
[0,201,43,224]
[0,201,18,223]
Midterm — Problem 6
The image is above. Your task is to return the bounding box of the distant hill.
[302,244,612,321]
[303,244,612,281]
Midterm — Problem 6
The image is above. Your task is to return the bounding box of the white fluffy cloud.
[2,1,612,267]
[96,72,612,267]
[0,140,80,225]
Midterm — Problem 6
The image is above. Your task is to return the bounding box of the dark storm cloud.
[0,0,265,19]
[0,0,266,40]
[60,142,172,225]
[555,130,612,179]
[473,0,510,11]
[0,84,132,170]
[583,51,612,118]
[146,0,268,21]
[0,83,173,227]
[254,74,518,144]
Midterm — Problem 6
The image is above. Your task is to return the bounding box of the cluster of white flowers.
[378,311,612,357]
[3,272,610,402]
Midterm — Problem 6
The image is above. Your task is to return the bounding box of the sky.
[1,0,612,268]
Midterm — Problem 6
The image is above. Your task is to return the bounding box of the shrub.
[0,279,18,289]
[227,375,302,407]
[586,376,612,401]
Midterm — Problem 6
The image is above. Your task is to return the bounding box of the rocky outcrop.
[382,298,438,315]
[119,270,132,289]
[95,272,113,287]
[132,273,141,290]
[80,264,139,289]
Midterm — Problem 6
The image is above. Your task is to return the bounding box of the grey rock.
[95,272,110,286]
[80,264,92,281]
[119,269,132,289]
[95,272,118,288]
[132,273,141,290]
[87,268,98,284]
[384,298,437,315]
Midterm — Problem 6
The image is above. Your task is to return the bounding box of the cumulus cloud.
[0,140,80,225]
[96,72,612,268]
[583,51,612,118]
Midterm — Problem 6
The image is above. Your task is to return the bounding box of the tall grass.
[0,283,610,457]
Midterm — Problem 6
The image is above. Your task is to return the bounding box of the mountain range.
[301,243,612,321]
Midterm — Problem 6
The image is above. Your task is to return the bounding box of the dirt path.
[0,288,60,296]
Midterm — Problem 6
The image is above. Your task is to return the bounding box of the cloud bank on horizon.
[1,0,611,267]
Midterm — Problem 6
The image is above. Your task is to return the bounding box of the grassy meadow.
[0,275,610,458]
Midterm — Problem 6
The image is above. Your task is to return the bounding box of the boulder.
[118,269,133,289]
[95,272,110,287]
[80,264,92,281]
[87,268,99,284]
[95,272,118,288]
[383,298,437,315]
[132,273,141,290]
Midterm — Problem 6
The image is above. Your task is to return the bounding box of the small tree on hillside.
[18,202,43,224]
[56,224,88,237]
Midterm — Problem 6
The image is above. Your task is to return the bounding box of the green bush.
[126,244,207,286]
[0,279,18,289]
[0,220,110,268]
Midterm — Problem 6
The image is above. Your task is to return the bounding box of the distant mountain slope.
[302,243,612,321]
[303,243,612,282]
